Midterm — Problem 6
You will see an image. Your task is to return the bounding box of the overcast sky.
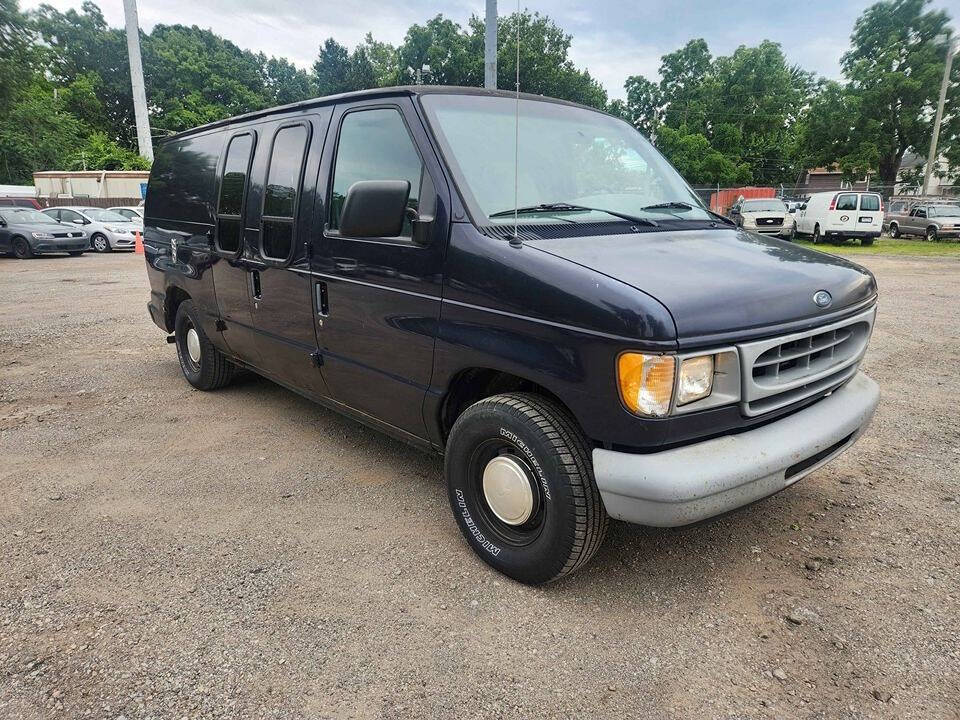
[22,0,958,99]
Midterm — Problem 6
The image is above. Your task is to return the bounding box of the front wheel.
[91,233,110,252]
[444,393,608,585]
[788,225,797,241]
[68,251,85,256]
[889,222,900,238]
[174,300,236,390]
[812,225,822,244]
[927,227,938,242]
[12,237,33,259]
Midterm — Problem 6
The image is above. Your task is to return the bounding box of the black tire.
[927,226,938,242]
[68,251,85,256]
[889,222,900,238]
[788,225,796,241]
[12,237,33,259]
[812,224,821,244]
[444,392,608,585]
[861,237,875,246]
[174,300,235,390]
[91,233,111,252]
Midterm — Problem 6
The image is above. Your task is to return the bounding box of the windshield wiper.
[642,201,736,227]
[489,203,658,227]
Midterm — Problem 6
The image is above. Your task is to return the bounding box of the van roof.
[160,86,607,144]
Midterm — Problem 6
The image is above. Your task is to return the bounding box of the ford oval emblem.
[813,290,832,308]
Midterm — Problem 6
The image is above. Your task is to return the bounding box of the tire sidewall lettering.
[455,488,501,557]
[499,427,551,500]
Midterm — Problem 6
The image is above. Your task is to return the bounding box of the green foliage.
[0,82,84,183]
[656,125,752,186]
[799,0,956,185]
[68,132,151,171]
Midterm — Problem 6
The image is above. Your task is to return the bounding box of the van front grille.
[737,306,875,417]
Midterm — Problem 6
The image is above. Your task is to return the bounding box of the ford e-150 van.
[143,87,880,584]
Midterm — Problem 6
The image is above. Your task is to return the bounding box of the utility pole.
[123,0,153,162]
[923,37,958,196]
[484,0,497,89]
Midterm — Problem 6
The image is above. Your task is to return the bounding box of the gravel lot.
[1,251,958,719]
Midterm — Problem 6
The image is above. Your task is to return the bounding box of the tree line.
[0,0,955,189]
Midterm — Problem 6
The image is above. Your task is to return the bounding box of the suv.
[886,202,960,241]
[0,207,89,257]
[42,206,140,252]
[143,87,880,584]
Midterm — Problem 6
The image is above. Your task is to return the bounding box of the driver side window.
[329,108,424,238]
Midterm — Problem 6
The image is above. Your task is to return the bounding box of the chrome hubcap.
[94,237,106,250]
[482,455,534,526]
[186,328,201,364]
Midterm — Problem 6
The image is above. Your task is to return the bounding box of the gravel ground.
[1,251,958,719]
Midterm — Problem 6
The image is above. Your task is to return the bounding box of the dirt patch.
[1,252,958,718]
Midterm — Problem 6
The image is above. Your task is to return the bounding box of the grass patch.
[795,236,960,257]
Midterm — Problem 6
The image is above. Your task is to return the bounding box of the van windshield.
[420,94,711,225]
[742,200,787,212]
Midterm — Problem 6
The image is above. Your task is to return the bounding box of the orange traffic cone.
[134,230,144,255]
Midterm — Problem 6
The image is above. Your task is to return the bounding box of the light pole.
[123,0,152,162]
[922,36,958,196]
[485,0,497,89]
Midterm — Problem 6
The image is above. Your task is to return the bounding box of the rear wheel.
[91,233,110,252]
[12,237,33,259]
[68,251,85,256]
[927,226,938,242]
[174,300,235,390]
[445,392,608,585]
[861,237,875,246]
[889,222,900,238]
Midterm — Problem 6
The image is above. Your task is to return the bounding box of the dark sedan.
[0,208,89,258]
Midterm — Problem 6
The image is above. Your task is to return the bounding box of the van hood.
[527,228,877,344]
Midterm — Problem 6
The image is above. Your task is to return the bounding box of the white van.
[794,191,883,246]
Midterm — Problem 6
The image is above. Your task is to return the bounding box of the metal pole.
[484,0,497,89]
[123,0,153,162]
[922,39,957,197]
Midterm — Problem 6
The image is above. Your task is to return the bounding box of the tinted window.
[859,194,880,211]
[262,125,308,261]
[59,209,83,222]
[219,134,253,216]
[216,134,254,254]
[835,194,857,211]
[145,132,222,225]
[330,108,423,237]
[264,125,307,219]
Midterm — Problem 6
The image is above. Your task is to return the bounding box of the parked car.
[41,206,139,252]
[886,202,960,241]
[143,87,880,584]
[728,198,795,238]
[0,207,89,258]
[107,206,144,225]
[794,191,883,245]
[0,196,42,209]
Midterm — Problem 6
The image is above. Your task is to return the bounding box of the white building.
[33,170,150,200]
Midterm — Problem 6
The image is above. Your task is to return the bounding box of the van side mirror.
[338,180,410,239]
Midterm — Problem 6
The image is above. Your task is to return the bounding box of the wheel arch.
[164,285,192,332]
[438,367,580,445]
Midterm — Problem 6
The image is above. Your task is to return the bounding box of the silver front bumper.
[593,372,879,527]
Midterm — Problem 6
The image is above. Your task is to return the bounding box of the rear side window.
[216,133,255,254]
[859,195,880,211]
[146,133,222,225]
[835,194,857,211]
[261,124,309,261]
[329,108,424,238]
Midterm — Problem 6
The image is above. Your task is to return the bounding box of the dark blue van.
[143,87,879,584]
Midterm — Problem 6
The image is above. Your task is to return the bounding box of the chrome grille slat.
[737,306,876,417]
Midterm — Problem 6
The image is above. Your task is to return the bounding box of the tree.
[801,0,956,185]
[312,38,353,96]
[619,75,660,136]
[69,131,151,171]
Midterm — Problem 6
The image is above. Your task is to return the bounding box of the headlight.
[617,353,675,417]
[742,217,756,227]
[31,232,54,239]
[677,355,715,405]
[108,226,127,233]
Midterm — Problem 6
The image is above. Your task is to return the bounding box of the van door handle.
[251,270,262,302]
[316,281,329,316]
